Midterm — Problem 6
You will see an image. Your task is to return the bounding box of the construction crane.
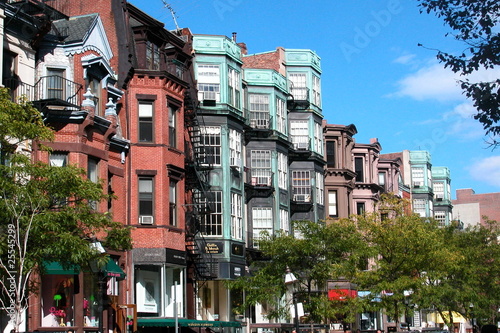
[161,0,180,31]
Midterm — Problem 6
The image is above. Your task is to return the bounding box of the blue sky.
[129,0,500,197]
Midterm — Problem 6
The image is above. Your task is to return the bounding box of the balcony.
[290,191,313,212]
[287,87,310,110]
[245,168,274,200]
[3,78,35,102]
[246,113,273,140]
[289,137,312,160]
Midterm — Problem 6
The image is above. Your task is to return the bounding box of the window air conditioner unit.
[250,119,257,128]
[231,158,241,168]
[139,215,154,225]
[295,142,308,150]
[413,181,421,187]
[293,194,310,202]
[436,194,444,201]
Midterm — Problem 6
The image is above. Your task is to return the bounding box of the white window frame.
[276,97,287,134]
[411,167,425,186]
[253,207,273,247]
[290,120,309,149]
[200,191,223,236]
[231,192,243,240]
[316,171,324,205]
[314,122,323,155]
[251,150,272,186]
[229,129,242,169]
[434,211,446,227]
[197,64,220,102]
[249,94,270,129]
[312,75,321,106]
[199,126,221,166]
[280,208,289,234]
[328,191,338,217]
[278,152,288,190]
[292,170,311,202]
[228,67,241,108]
[413,198,427,217]
[289,72,307,100]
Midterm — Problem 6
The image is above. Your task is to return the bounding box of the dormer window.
[146,41,161,70]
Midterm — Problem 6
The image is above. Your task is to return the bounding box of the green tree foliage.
[226,219,363,324]
[416,1,500,146]
[0,88,132,332]
[415,219,500,327]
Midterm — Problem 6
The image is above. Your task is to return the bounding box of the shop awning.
[43,261,80,275]
[103,258,126,280]
[137,318,242,328]
[435,311,467,324]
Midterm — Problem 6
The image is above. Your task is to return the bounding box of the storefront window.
[41,275,76,327]
[83,272,99,327]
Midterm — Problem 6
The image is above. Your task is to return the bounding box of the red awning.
[328,289,357,301]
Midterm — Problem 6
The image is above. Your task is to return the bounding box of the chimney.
[370,138,378,144]
[238,42,248,55]
[232,32,237,42]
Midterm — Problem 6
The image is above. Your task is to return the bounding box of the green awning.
[43,261,80,275]
[103,258,126,280]
[137,318,241,328]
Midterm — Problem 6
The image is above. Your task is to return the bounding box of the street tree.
[416,1,500,147]
[227,219,363,325]
[351,196,451,329]
[0,88,132,332]
[415,218,500,328]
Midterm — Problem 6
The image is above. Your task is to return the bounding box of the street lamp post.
[285,271,301,333]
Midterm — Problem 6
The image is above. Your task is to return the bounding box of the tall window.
[146,41,160,70]
[46,68,65,100]
[314,122,323,155]
[276,97,287,134]
[355,157,364,182]
[87,157,99,183]
[378,172,386,190]
[249,94,270,129]
[138,101,154,142]
[326,141,336,168]
[290,120,309,149]
[289,73,307,100]
[231,193,242,240]
[200,191,222,236]
[199,126,221,165]
[168,105,177,148]
[139,177,154,224]
[411,167,424,186]
[228,67,241,108]
[229,129,242,168]
[87,75,102,115]
[169,179,177,226]
[280,209,289,233]
[316,172,324,205]
[278,152,288,190]
[328,191,338,217]
[251,150,272,186]
[312,75,321,106]
[197,64,220,102]
[433,181,444,199]
[356,202,366,215]
[413,198,426,217]
[252,207,272,247]
[292,170,311,202]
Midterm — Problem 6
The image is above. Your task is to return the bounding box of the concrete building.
[452,188,500,227]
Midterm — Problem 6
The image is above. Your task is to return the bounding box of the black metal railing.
[3,77,35,102]
[34,75,83,106]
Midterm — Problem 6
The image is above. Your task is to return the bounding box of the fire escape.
[184,81,217,281]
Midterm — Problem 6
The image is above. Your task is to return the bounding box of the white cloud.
[391,61,500,103]
[393,53,416,65]
[391,63,463,102]
[469,156,500,188]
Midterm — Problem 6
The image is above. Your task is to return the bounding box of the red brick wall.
[453,188,500,224]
